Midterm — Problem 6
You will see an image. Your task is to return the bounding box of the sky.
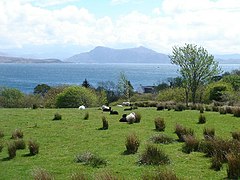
[0,0,240,59]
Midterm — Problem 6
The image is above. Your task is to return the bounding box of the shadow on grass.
[121,150,136,155]
[22,153,35,157]
[1,157,12,161]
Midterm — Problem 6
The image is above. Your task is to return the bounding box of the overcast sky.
[0,0,240,59]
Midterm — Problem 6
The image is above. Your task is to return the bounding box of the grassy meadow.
[0,107,240,179]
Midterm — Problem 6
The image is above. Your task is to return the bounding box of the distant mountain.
[65,46,170,64]
[214,54,240,64]
[0,56,62,63]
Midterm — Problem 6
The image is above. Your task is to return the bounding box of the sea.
[0,63,240,94]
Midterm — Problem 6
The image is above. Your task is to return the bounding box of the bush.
[7,142,16,159]
[134,112,141,123]
[14,139,26,150]
[150,134,174,144]
[227,153,240,179]
[139,144,170,165]
[182,135,199,154]
[75,152,107,167]
[211,155,223,171]
[232,131,240,141]
[174,103,186,111]
[156,103,165,111]
[142,169,178,180]
[32,168,54,180]
[203,127,215,140]
[198,114,206,124]
[212,106,219,112]
[233,107,240,117]
[219,107,227,115]
[83,112,89,120]
[199,106,204,113]
[226,106,233,114]
[101,116,108,130]
[28,139,39,156]
[53,113,62,120]
[174,124,194,142]
[154,117,165,131]
[205,105,212,111]
[11,129,23,139]
[125,133,140,154]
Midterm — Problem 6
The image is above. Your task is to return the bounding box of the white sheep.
[126,112,136,122]
[79,105,85,110]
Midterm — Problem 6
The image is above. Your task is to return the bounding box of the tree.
[82,79,90,88]
[0,87,24,108]
[117,72,134,101]
[169,44,221,105]
[34,84,51,97]
[96,81,119,103]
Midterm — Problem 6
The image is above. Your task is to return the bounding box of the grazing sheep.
[102,105,111,112]
[117,105,123,107]
[124,106,133,111]
[126,112,136,122]
[122,102,131,106]
[79,105,86,110]
[110,110,118,115]
[119,114,127,122]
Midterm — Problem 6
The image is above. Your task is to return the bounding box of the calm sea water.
[0,63,240,93]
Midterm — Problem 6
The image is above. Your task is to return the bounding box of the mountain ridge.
[0,56,62,63]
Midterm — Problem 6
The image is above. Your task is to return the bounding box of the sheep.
[122,102,131,106]
[126,112,136,123]
[79,105,85,110]
[119,114,127,122]
[102,105,111,112]
[124,106,132,111]
[110,110,118,115]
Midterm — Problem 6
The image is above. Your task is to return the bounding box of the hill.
[65,46,170,63]
[0,56,62,63]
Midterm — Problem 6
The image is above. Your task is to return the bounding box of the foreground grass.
[0,107,239,179]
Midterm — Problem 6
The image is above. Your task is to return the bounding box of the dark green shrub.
[174,103,186,111]
[134,112,141,123]
[11,129,23,139]
[32,104,38,109]
[219,107,227,114]
[14,139,26,150]
[156,103,165,111]
[182,135,199,154]
[227,153,240,179]
[71,172,88,180]
[83,112,89,120]
[7,142,16,159]
[53,113,62,120]
[0,130,4,138]
[28,139,39,156]
[150,134,174,144]
[198,114,206,124]
[203,127,215,140]
[233,107,240,117]
[138,144,170,165]
[142,169,178,180]
[75,152,107,167]
[205,105,212,111]
[174,124,194,142]
[154,117,165,131]
[32,168,54,180]
[232,131,240,141]
[101,116,108,130]
[125,133,140,154]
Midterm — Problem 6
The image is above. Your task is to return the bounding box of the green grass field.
[0,107,240,179]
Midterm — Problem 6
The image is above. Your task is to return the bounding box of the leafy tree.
[168,76,184,88]
[33,84,51,97]
[169,44,221,105]
[82,79,91,88]
[96,81,119,103]
[0,87,24,108]
[56,86,98,108]
[44,86,67,108]
[117,72,134,101]
[222,74,240,91]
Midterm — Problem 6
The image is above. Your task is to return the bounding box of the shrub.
[83,112,89,120]
[156,103,165,111]
[150,134,174,144]
[233,107,240,117]
[7,142,16,159]
[203,127,215,140]
[53,113,62,120]
[174,124,194,142]
[226,106,233,114]
[28,139,39,156]
[134,112,141,123]
[232,131,240,141]
[11,129,23,139]
[182,135,199,154]
[71,172,88,180]
[211,155,223,171]
[199,106,204,113]
[154,117,165,131]
[227,153,240,179]
[198,114,206,124]
[139,144,170,165]
[0,130,4,138]
[125,133,140,154]
[101,116,108,130]
[14,139,26,150]
[212,106,219,112]
[219,107,227,114]
[75,152,107,167]
[142,169,178,180]
[174,103,186,111]
[205,105,212,111]
[32,168,54,180]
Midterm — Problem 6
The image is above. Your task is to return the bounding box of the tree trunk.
[185,89,189,107]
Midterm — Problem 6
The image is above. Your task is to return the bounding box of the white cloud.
[0,0,240,55]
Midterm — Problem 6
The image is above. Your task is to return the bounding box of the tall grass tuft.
[101,116,108,130]
[227,153,240,179]
[233,107,240,117]
[0,130,4,138]
[75,151,107,167]
[11,129,23,139]
[142,169,178,180]
[219,107,227,115]
[7,142,16,159]
[174,124,194,142]
[138,144,170,165]
[154,117,165,131]
[71,172,88,180]
[83,112,89,120]
[203,127,215,140]
[53,113,62,120]
[95,171,119,180]
[14,139,26,150]
[0,141,3,152]
[28,139,39,156]
[125,133,140,154]
[232,131,240,141]
[198,114,206,124]
[182,135,199,154]
[32,168,54,180]
[134,112,141,123]
[150,134,174,144]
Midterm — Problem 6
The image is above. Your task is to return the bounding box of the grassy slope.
[0,107,239,179]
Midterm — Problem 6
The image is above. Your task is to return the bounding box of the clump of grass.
[134,112,141,123]
[142,169,178,180]
[198,113,206,124]
[199,105,204,113]
[125,133,140,154]
[32,168,54,180]
[182,135,199,154]
[211,155,223,171]
[232,131,240,141]
[95,171,118,180]
[205,105,212,111]
[154,117,165,131]
[156,103,165,111]
[227,153,240,179]
[14,139,26,150]
[203,127,215,140]
[101,116,108,130]
[219,107,227,115]
[71,172,88,180]
[28,139,39,156]
[226,106,233,114]
[150,134,174,144]
[53,113,62,120]
[0,141,3,152]
[174,124,194,142]
[233,107,240,117]
[0,130,4,138]
[11,129,23,139]
[212,106,219,112]
[174,103,186,111]
[75,151,107,167]
[83,112,89,120]
[7,142,17,159]
[138,144,170,165]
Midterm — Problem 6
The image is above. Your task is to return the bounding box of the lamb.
[110,110,118,115]
[79,105,85,110]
